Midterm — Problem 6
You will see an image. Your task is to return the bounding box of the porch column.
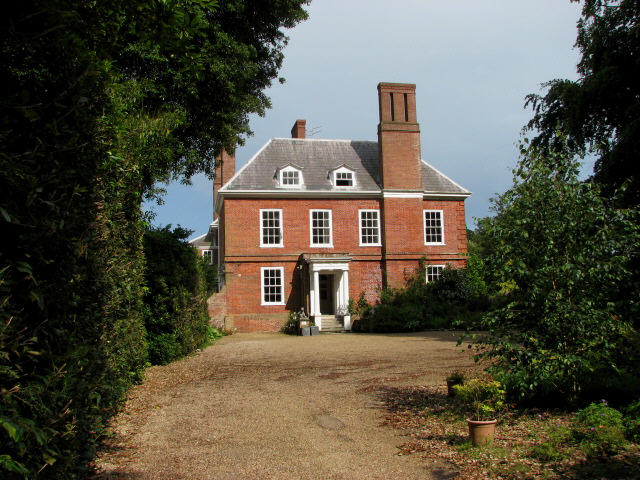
[312,269,321,327]
[309,269,316,317]
[342,270,351,330]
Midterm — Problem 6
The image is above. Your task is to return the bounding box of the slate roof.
[221,138,470,195]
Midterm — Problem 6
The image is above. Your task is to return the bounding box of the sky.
[145,0,588,237]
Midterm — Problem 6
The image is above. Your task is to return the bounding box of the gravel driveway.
[93,331,474,479]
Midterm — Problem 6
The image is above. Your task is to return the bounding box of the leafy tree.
[0,1,308,477]
[525,0,640,207]
[476,137,640,405]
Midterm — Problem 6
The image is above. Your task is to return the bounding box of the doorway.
[318,274,335,314]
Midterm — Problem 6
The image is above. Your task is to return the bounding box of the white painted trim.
[420,159,471,195]
[358,209,381,247]
[220,189,380,198]
[188,232,208,244]
[423,209,445,245]
[309,262,350,272]
[202,249,214,265]
[425,264,446,283]
[383,191,423,199]
[423,192,471,200]
[260,266,285,305]
[259,208,284,248]
[278,165,304,189]
[331,166,356,189]
[309,209,333,248]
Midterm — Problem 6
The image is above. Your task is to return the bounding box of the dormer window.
[282,170,299,185]
[331,166,356,188]
[278,165,303,188]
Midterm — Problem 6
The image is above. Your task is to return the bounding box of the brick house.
[213,83,470,332]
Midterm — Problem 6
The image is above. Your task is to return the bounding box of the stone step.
[320,316,344,332]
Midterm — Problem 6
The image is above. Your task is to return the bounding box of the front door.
[318,274,334,314]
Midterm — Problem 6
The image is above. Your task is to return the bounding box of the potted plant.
[446,370,466,396]
[453,378,506,446]
[309,318,319,336]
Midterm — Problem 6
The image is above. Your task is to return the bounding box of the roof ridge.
[272,137,377,144]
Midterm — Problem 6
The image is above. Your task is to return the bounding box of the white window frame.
[332,166,356,188]
[202,249,214,265]
[261,267,285,305]
[279,166,303,188]
[260,209,283,248]
[309,209,333,247]
[423,209,445,245]
[426,265,445,283]
[358,209,381,246]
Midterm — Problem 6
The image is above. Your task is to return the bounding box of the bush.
[624,399,640,442]
[353,264,492,333]
[281,311,300,335]
[573,401,628,456]
[143,226,211,365]
[453,378,506,421]
[148,333,183,366]
[529,425,573,462]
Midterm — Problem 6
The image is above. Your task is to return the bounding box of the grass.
[377,384,640,480]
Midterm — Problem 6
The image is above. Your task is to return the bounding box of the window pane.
[311,211,331,245]
[426,266,444,282]
[424,211,443,243]
[335,171,353,186]
[360,210,379,244]
[261,210,281,246]
[262,268,283,303]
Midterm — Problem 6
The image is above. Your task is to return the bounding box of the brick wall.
[221,196,468,331]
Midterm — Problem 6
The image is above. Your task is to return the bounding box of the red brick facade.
[216,83,469,332]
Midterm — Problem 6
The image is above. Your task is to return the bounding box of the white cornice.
[423,192,471,200]
[382,191,423,199]
[219,190,381,198]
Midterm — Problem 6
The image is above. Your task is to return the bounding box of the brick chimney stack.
[213,148,235,219]
[377,83,422,190]
[291,119,306,139]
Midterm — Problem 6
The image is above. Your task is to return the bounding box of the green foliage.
[0,0,308,476]
[353,265,491,333]
[573,401,628,456]
[624,399,640,442]
[201,258,219,296]
[525,0,640,208]
[143,226,211,365]
[529,424,573,462]
[446,370,466,384]
[281,310,300,335]
[453,378,506,421]
[475,137,640,405]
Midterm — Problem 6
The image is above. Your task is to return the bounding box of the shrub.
[148,333,183,366]
[453,378,506,421]
[143,226,211,365]
[572,401,628,456]
[624,399,640,442]
[353,264,492,333]
[281,311,300,335]
[529,425,573,462]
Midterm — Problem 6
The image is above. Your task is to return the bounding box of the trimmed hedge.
[143,226,211,365]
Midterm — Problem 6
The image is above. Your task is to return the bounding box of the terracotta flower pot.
[467,418,497,446]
